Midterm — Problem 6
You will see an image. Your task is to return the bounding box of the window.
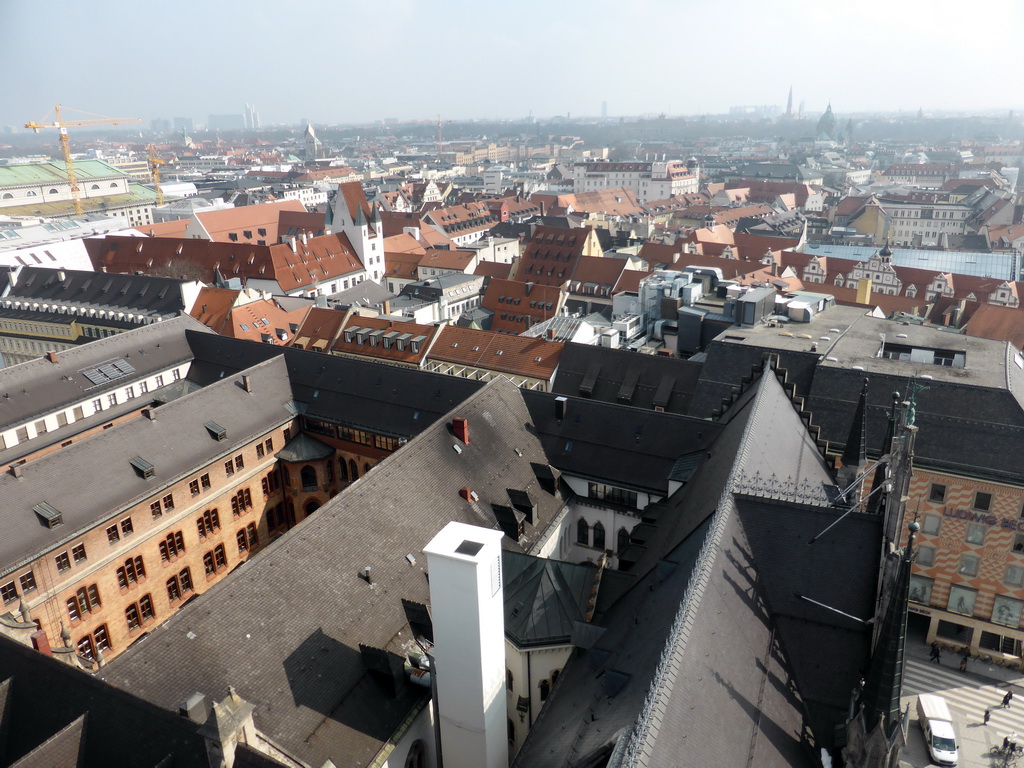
[265,437,273,452]
[106,524,120,544]
[108,393,118,407]
[120,517,134,537]
[921,514,941,536]
[237,529,249,553]
[617,527,630,554]
[126,603,141,631]
[576,518,589,546]
[94,624,110,653]
[70,544,87,565]
[993,596,1024,628]
[947,584,978,616]
[155,375,164,387]
[256,443,265,459]
[246,523,259,550]
[140,593,155,622]
[966,523,986,546]
[235,455,244,471]
[301,465,318,492]
[592,522,606,551]
[159,531,185,561]
[55,551,71,572]
[916,545,935,567]
[588,482,639,508]
[201,473,211,491]
[909,575,934,604]
[19,571,36,593]
[151,500,163,519]
[929,483,946,503]
[214,544,227,570]
[78,635,96,659]
[189,479,200,496]
[125,386,135,400]
[116,556,145,589]
[959,554,980,577]
[975,492,992,512]
[163,493,174,511]
[179,567,193,594]
[1007,566,1024,588]
[197,508,220,538]
[539,679,550,701]
[225,459,235,476]
[203,552,215,576]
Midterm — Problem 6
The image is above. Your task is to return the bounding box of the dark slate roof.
[98,378,571,768]
[2,266,190,318]
[277,432,334,462]
[552,343,703,414]
[0,314,208,439]
[502,551,597,648]
[515,369,863,768]
[185,331,485,440]
[0,356,295,579]
[522,390,724,495]
[0,634,213,767]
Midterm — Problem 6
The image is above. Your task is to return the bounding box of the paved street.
[901,656,1024,767]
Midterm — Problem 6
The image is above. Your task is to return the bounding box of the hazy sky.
[3,0,1022,130]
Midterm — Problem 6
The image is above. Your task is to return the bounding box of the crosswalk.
[902,656,1024,754]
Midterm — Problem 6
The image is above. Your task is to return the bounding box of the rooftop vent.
[205,421,227,441]
[130,456,155,479]
[33,502,63,528]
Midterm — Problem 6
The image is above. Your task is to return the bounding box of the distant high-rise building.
[150,117,171,133]
[207,114,245,131]
[304,123,321,161]
[601,101,608,119]
[244,103,260,131]
[173,117,194,133]
[786,86,793,118]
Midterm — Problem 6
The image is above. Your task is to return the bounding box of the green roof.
[0,159,127,185]
[0,181,159,218]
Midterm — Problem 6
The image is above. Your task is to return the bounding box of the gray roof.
[277,431,334,462]
[502,551,597,648]
[98,378,571,768]
[1,266,192,317]
[0,314,209,435]
[799,242,1019,280]
[0,634,216,767]
[552,343,703,414]
[185,331,485,440]
[0,355,295,580]
[516,369,868,767]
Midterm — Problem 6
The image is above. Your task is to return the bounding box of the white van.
[917,693,959,766]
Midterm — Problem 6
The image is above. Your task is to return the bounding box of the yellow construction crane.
[25,105,142,216]
[147,144,167,207]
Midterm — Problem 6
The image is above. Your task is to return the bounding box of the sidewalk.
[907,638,1024,691]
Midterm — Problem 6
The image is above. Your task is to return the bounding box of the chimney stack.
[555,396,568,421]
[363,566,373,584]
[142,408,156,420]
[453,417,470,445]
[242,374,253,393]
[46,351,58,363]
[30,630,52,656]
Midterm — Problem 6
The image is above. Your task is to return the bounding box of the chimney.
[142,408,156,420]
[555,396,568,421]
[453,417,470,445]
[546,328,556,341]
[301,232,308,245]
[10,464,23,478]
[363,566,373,584]
[424,522,508,768]
[242,374,253,393]
[30,630,52,656]
[289,236,297,252]
[460,486,473,501]
[46,351,58,363]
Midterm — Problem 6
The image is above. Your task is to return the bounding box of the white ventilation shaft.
[424,522,508,768]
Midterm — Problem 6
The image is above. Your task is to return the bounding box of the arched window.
[90,184,100,190]
[404,740,427,768]
[48,188,58,194]
[593,522,605,551]
[539,679,550,701]
[506,668,514,690]
[507,718,515,744]
[281,465,291,486]
[110,182,118,188]
[617,527,630,554]
[1,193,12,199]
[26,190,36,196]
[338,458,348,481]
[363,462,371,475]
[349,459,358,480]
[305,499,320,515]
[300,465,317,491]
[576,518,589,546]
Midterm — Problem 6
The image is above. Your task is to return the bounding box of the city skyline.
[3,0,1023,131]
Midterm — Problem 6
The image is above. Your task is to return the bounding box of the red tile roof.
[430,325,563,381]
[193,200,307,244]
[482,278,565,334]
[331,314,440,365]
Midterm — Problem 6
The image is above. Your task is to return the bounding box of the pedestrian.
[985,707,992,725]
[930,641,941,664]
[960,652,968,672]
[1004,691,1014,708]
